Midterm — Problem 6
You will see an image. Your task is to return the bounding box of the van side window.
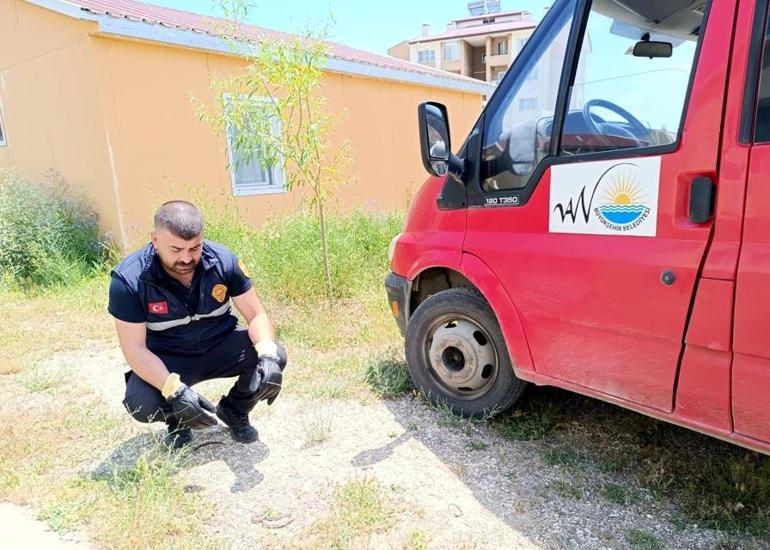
[754,10,770,142]
[561,7,702,156]
[480,1,576,192]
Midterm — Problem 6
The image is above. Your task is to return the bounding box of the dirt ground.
[10,344,763,549]
[0,502,91,549]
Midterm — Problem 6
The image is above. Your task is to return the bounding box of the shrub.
[203,202,403,303]
[0,170,109,288]
[364,357,414,398]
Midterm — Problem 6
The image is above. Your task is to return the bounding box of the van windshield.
[481,0,704,193]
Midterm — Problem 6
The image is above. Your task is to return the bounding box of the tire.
[405,287,526,418]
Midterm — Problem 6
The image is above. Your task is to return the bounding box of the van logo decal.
[549,157,660,237]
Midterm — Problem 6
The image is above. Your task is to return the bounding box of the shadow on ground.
[91,426,270,493]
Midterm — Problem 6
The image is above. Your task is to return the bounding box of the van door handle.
[689,176,715,224]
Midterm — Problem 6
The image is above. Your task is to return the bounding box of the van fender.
[400,236,464,283]
[459,252,536,376]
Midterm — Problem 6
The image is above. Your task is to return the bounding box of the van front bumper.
[384,272,409,336]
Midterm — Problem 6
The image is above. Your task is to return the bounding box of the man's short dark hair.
[153,200,204,240]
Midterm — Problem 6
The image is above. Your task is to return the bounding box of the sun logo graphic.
[593,169,651,231]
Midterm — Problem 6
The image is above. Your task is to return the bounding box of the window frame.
[463,0,712,208]
[443,42,460,62]
[223,94,286,197]
[746,0,770,143]
[418,49,436,64]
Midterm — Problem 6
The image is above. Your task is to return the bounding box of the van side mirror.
[418,102,464,179]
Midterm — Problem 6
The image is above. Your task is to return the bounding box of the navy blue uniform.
[108,241,286,422]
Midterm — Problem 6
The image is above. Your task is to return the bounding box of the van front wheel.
[405,287,526,417]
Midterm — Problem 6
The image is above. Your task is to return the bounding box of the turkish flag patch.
[148,301,169,315]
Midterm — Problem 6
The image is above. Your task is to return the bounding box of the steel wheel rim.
[420,313,499,401]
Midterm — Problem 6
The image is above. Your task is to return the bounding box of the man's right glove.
[250,341,283,405]
[162,373,218,429]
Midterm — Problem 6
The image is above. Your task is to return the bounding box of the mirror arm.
[448,153,465,181]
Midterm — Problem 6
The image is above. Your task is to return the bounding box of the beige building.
[388,6,537,84]
[0,0,493,249]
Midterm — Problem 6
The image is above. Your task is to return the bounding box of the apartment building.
[388,3,538,84]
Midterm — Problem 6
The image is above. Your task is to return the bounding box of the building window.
[443,42,460,62]
[0,107,6,147]
[224,96,286,196]
[519,97,537,110]
[481,53,487,64]
[497,41,509,55]
[418,50,436,64]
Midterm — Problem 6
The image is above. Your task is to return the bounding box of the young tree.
[199,2,351,305]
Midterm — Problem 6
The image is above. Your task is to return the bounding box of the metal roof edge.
[25,0,494,96]
[324,57,495,95]
[26,0,100,21]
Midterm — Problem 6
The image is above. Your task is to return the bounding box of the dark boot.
[164,419,193,450]
[216,395,258,443]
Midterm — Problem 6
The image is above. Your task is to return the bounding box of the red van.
[386,0,770,454]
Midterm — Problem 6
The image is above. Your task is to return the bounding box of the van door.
[462,0,735,411]
[734,6,770,444]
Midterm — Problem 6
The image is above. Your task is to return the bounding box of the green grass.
[364,356,414,398]
[466,441,489,451]
[601,482,640,506]
[0,277,114,375]
[407,529,429,549]
[0,375,214,547]
[493,396,567,441]
[303,477,396,547]
[550,479,583,500]
[541,446,582,468]
[523,387,770,537]
[44,448,213,549]
[303,412,333,447]
[202,201,403,304]
[20,362,66,392]
[425,395,497,435]
[625,529,662,550]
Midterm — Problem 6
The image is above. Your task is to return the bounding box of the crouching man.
[108,200,286,449]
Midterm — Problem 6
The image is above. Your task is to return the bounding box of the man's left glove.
[250,341,283,405]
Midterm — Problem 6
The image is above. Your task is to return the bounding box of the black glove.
[250,355,283,405]
[166,382,218,429]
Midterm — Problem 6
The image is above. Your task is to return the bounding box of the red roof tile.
[58,0,486,87]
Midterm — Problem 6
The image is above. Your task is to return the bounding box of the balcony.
[442,59,462,72]
[486,52,511,67]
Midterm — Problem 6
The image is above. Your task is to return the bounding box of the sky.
[141,0,696,131]
[141,0,554,55]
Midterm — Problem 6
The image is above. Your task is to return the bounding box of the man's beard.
[163,258,198,275]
